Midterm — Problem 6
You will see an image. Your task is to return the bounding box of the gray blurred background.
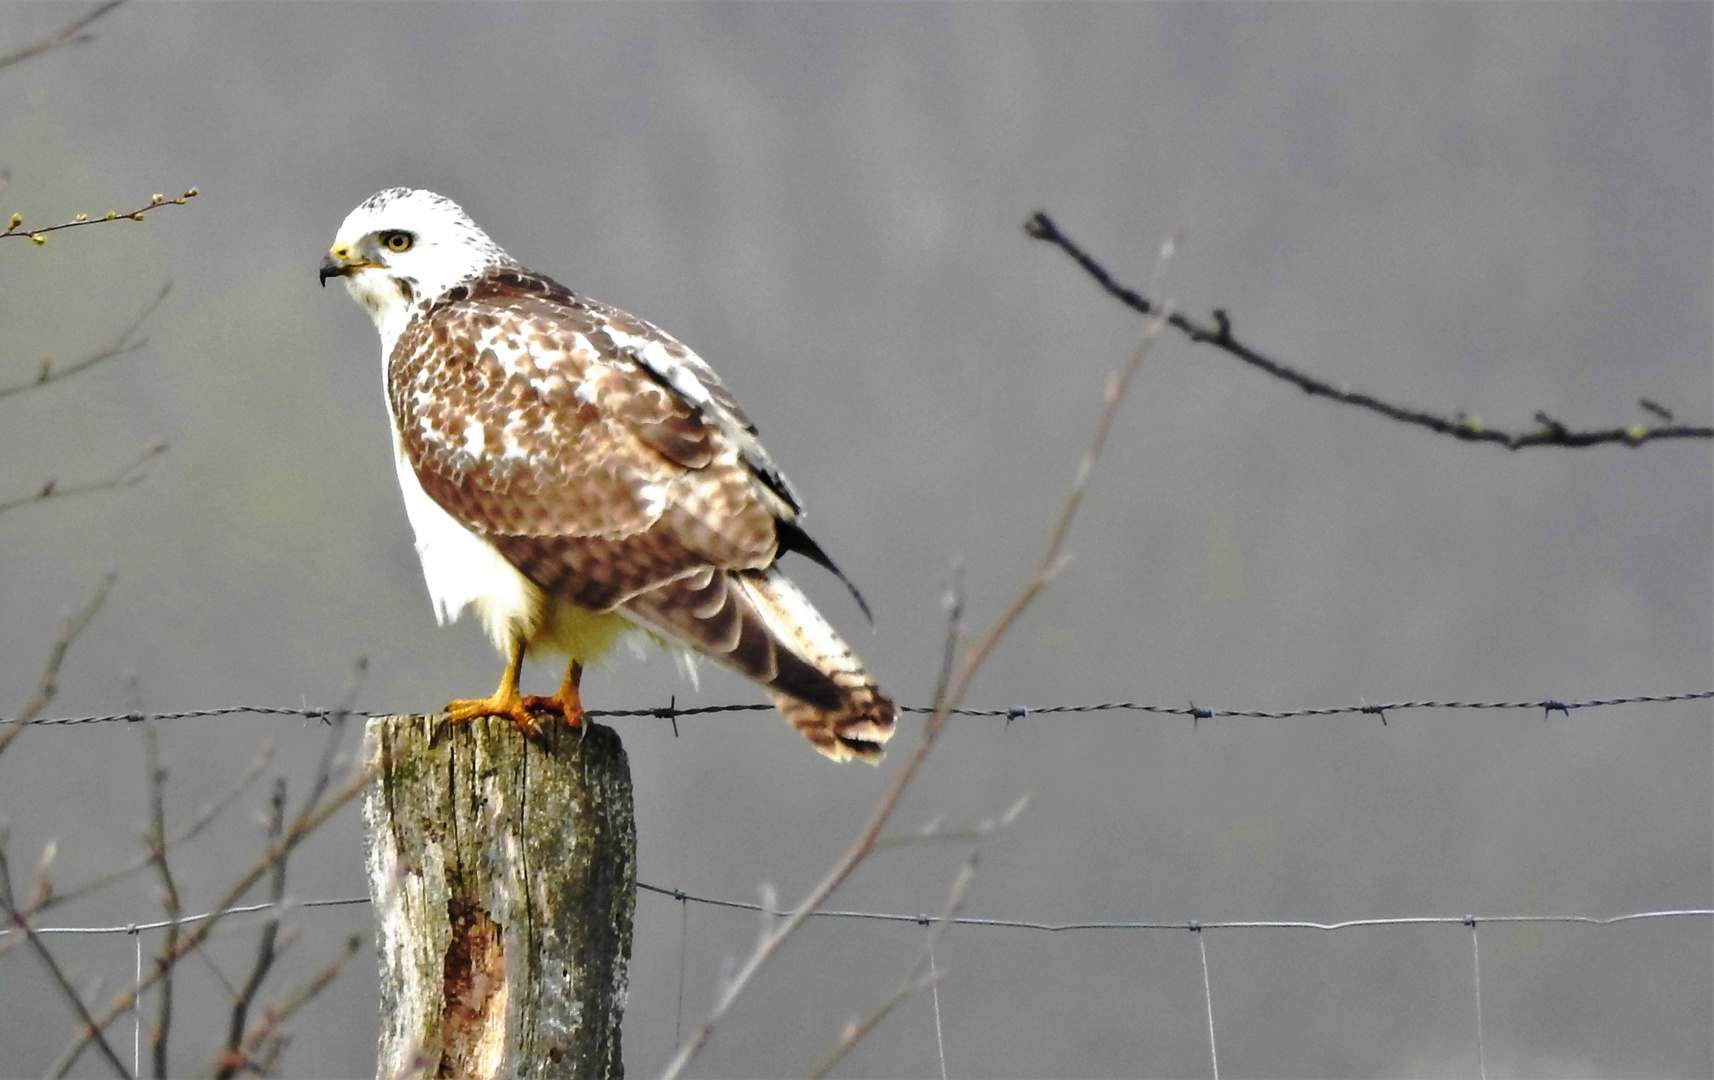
[2,4,1709,1077]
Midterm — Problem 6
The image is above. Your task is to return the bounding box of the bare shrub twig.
[0,844,132,1078]
[808,854,980,1079]
[142,719,182,1080]
[0,442,170,517]
[874,793,1031,852]
[214,779,289,1080]
[3,188,198,245]
[228,931,366,1076]
[0,281,172,402]
[45,755,378,1079]
[660,243,1174,1077]
[1,570,116,760]
[0,0,127,71]
[0,745,274,931]
[47,663,373,1078]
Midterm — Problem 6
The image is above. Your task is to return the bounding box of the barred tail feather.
[618,566,896,762]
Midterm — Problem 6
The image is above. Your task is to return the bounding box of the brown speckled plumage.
[387,266,894,760]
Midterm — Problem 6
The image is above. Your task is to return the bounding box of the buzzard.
[321,188,894,762]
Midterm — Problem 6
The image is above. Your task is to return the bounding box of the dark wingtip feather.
[775,519,874,625]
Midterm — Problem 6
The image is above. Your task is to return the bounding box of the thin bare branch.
[929,558,966,714]
[216,779,288,1080]
[0,281,171,402]
[0,0,127,70]
[0,441,169,516]
[222,930,364,1078]
[809,855,980,1079]
[47,750,382,1078]
[874,794,1031,851]
[3,187,198,244]
[660,282,1173,1078]
[0,846,133,1078]
[2,571,116,760]
[25,743,273,916]
[1024,211,1712,450]
[25,839,60,912]
[142,720,181,1080]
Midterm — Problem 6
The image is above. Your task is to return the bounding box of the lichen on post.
[362,715,636,1079]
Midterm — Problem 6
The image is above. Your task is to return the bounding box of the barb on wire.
[0,0,127,70]
[3,188,198,245]
[9,689,1711,731]
[1025,211,1714,450]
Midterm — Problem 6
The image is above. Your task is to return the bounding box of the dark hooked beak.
[318,254,348,288]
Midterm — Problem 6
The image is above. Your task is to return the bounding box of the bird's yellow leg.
[524,660,584,730]
[443,637,543,735]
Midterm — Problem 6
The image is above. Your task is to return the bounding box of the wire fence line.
[7,887,1707,1080]
[7,885,1707,941]
[7,689,1711,728]
[3,691,1707,1074]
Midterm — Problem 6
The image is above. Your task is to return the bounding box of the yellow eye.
[383,231,413,253]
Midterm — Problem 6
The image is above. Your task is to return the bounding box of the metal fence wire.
[8,689,1712,728]
[4,889,1709,1080]
[2,688,1708,1078]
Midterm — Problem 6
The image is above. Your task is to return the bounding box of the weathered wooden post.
[362,715,636,1079]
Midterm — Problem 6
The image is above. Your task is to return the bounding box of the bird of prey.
[321,188,894,762]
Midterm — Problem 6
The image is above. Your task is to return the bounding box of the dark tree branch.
[1024,212,1713,450]
[3,188,197,245]
[0,0,127,71]
[0,281,171,402]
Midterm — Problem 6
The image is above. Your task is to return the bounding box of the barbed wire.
[6,689,1710,729]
